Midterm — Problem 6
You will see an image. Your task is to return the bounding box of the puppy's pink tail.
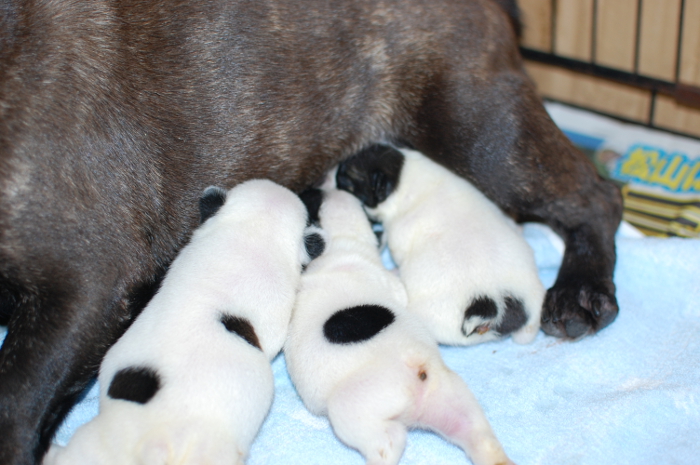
[416,368,516,465]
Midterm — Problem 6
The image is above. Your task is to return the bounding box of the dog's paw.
[541,279,618,339]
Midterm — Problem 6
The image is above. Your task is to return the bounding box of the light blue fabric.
[1,224,699,465]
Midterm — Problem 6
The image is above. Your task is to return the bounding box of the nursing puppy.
[285,188,514,465]
[0,1,623,462]
[336,145,545,346]
[43,180,311,465]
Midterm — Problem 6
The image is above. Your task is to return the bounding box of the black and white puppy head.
[200,183,324,269]
[336,144,404,208]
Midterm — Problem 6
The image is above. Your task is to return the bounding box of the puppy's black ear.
[336,144,404,208]
[199,186,228,224]
[304,230,326,262]
[299,188,324,226]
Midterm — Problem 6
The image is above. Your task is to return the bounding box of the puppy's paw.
[364,421,406,465]
[511,322,538,344]
[541,279,618,339]
[462,294,539,344]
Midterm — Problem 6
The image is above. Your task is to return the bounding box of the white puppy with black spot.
[44,179,312,465]
[336,145,544,346]
[285,187,515,465]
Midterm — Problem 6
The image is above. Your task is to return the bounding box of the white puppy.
[285,188,514,465]
[336,145,544,346]
[44,179,312,465]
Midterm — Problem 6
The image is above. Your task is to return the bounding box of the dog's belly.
[118,0,492,188]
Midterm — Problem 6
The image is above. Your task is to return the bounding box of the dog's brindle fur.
[0,0,621,463]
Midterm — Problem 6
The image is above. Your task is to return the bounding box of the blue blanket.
[2,223,699,464]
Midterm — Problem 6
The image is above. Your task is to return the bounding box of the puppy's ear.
[336,144,404,208]
[304,228,326,262]
[299,188,324,226]
[199,186,228,224]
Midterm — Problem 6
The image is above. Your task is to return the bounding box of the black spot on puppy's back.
[199,186,228,224]
[494,296,527,335]
[324,304,395,344]
[108,367,161,404]
[221,314,261,350]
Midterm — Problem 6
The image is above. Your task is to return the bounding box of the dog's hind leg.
[404,1,622,339]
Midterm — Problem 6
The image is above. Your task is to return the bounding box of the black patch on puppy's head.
[336,144,404,208]
[304,232,325,261]
[324,304,395,344]
[299,188,324,226]
[221,314,261,350]
[108,366,161,404]
[494,296,527,335]
[199,186,228,224]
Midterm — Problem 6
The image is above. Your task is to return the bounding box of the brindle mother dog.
[0,0,621,463]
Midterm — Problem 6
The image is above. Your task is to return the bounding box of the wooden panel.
[653,95,700,138]
[524,60,652,122]
[679,0,700,86]
[638,0,681,81]
[554,0,593,61]
[595,0,638,71]
[520,0,553,51]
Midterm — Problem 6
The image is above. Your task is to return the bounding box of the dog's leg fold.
[0,291,124,465]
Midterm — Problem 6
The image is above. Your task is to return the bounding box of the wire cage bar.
[519,0,700,139]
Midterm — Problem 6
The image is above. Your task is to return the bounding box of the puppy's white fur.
[44,179,309,465]
[369,148,544,346]
[285,188,514,465]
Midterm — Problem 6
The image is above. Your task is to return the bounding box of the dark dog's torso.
[0,1,622,464]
